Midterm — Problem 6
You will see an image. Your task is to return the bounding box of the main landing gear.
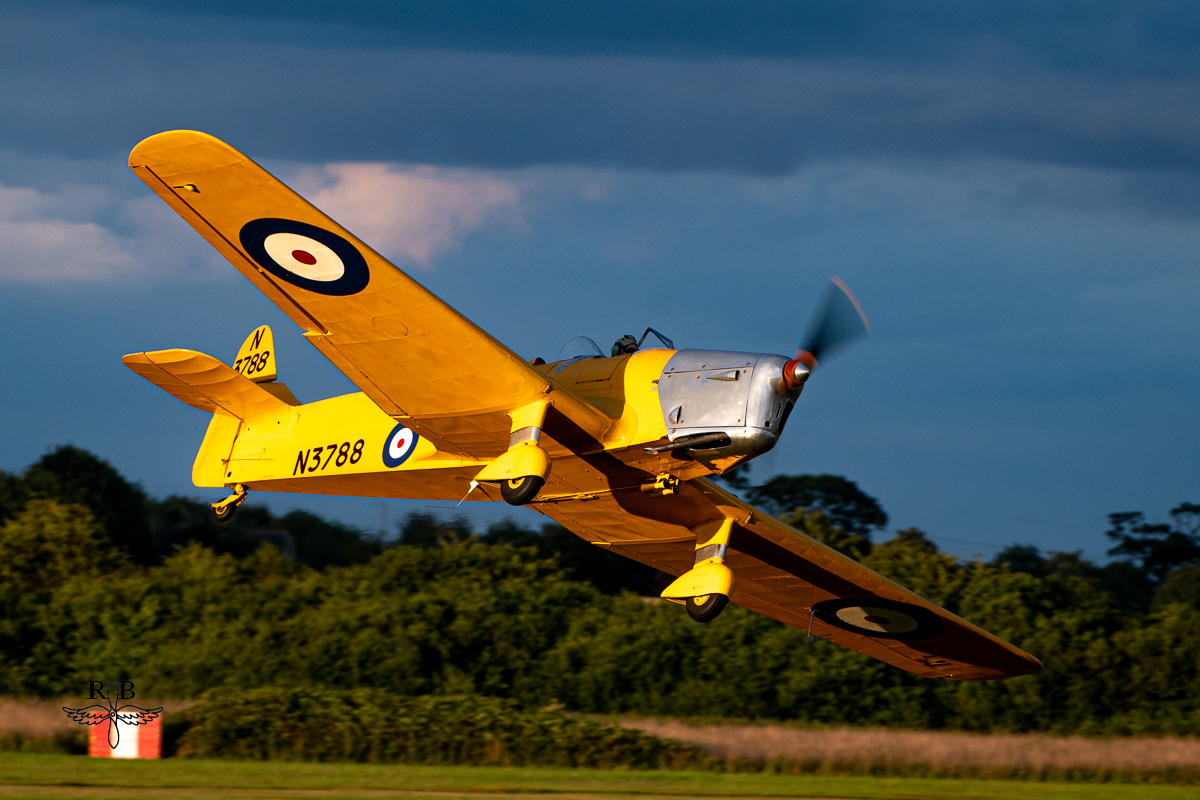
[500,475,545,505]
[661,517,737,623]
[476,400,553,507]
[210,484,248,523]
[686,593,730,623]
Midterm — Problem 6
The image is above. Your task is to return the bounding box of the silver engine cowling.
[654,349,802,465]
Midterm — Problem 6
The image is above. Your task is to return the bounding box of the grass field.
[1,754,1198,800]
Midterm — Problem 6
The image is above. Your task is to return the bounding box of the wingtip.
[128,130,246,170]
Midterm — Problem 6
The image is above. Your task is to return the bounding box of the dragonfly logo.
[63,681,163,750]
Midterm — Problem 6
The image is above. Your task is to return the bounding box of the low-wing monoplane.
[123,131,1040,681]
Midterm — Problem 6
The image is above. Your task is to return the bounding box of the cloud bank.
[0,161,523,283]
[0,182,135,283]
[293,163,521,267]
[4,2,1200,187]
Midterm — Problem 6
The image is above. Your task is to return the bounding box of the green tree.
[43,541,593,700]
[992,544,1046,576]
[149,495,380,569]
[22,445,155,564]
[482,519,666,595]
[863,528,969,610]
[712,462,753,490]
[1106,603,1200,734]
[279,509,382,568]
[1106,503,1200,582]
[1153,563,1200,610]
[780,510,872,560]
[0,470,27,521]
[747,473,888,548]
[993,542,1155,613]
[398,512,473,548]
[0,500,129,694]
[148,494,266,559]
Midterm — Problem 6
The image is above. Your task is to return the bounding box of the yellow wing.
[536,478,1041,681]
[128,130,610,459]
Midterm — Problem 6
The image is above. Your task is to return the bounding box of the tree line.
[2,446,1200,735]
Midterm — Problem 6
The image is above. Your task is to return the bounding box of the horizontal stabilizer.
[122,349,293,419]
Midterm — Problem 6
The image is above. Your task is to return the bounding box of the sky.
[1,1,1198,559]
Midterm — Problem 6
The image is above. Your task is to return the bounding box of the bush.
[172,688,702,767]
[0,730,86,755]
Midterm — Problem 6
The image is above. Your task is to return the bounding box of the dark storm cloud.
[4,2,1200,184]
[31,0,1200,79]
[2,2,1198,553]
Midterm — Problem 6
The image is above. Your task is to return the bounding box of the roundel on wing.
[239,218,369,296]
[382,424,419,468]
[811,598,944,641]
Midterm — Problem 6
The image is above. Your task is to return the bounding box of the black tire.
[500,475,545,506]
[212,504,237,523]
[686,593,729,623]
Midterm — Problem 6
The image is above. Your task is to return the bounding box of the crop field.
[1,755,1198,800]
[617,718,1200,776]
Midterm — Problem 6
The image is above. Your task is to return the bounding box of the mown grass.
[1,754,1199,800]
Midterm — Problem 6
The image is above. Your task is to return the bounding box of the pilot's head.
[612,335,638,356]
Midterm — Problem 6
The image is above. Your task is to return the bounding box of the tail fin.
[232,324,276,383]
[124,329,303,488]
[231,324,301,404]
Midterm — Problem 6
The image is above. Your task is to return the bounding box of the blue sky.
[1,1,1198,558]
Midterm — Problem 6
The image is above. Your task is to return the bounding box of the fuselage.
[193,347,801,503]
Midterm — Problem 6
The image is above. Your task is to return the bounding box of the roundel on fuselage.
[239,218,369,296]
[382,424,419,468]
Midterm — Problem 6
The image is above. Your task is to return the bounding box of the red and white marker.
[88,717,161,759]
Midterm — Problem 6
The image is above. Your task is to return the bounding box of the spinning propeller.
[781,277,872,391]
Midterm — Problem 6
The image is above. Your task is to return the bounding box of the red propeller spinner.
[780,276,871,392]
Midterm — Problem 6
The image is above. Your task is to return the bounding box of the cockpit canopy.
[557,336,604,361]
[556,327,674,362]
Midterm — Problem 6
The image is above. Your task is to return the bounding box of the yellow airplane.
[123,130,1040,682]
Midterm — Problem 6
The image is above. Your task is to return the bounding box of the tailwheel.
[500,475,545,506]
[210,484,248,523]
[686,593,729,623]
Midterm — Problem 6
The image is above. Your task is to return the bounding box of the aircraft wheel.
[686,593,729,623]
[212,504,237,523]
[501,475,545,506]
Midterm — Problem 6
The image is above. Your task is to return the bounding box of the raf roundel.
[382,424,419,468]
[239,218,369,296]
[811,598,944,641]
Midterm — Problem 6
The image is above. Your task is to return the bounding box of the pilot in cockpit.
[611,335,638,356]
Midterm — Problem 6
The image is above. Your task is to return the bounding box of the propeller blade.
[796,276,871,367]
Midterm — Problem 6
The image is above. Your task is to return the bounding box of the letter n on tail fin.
[232,324,277,383]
